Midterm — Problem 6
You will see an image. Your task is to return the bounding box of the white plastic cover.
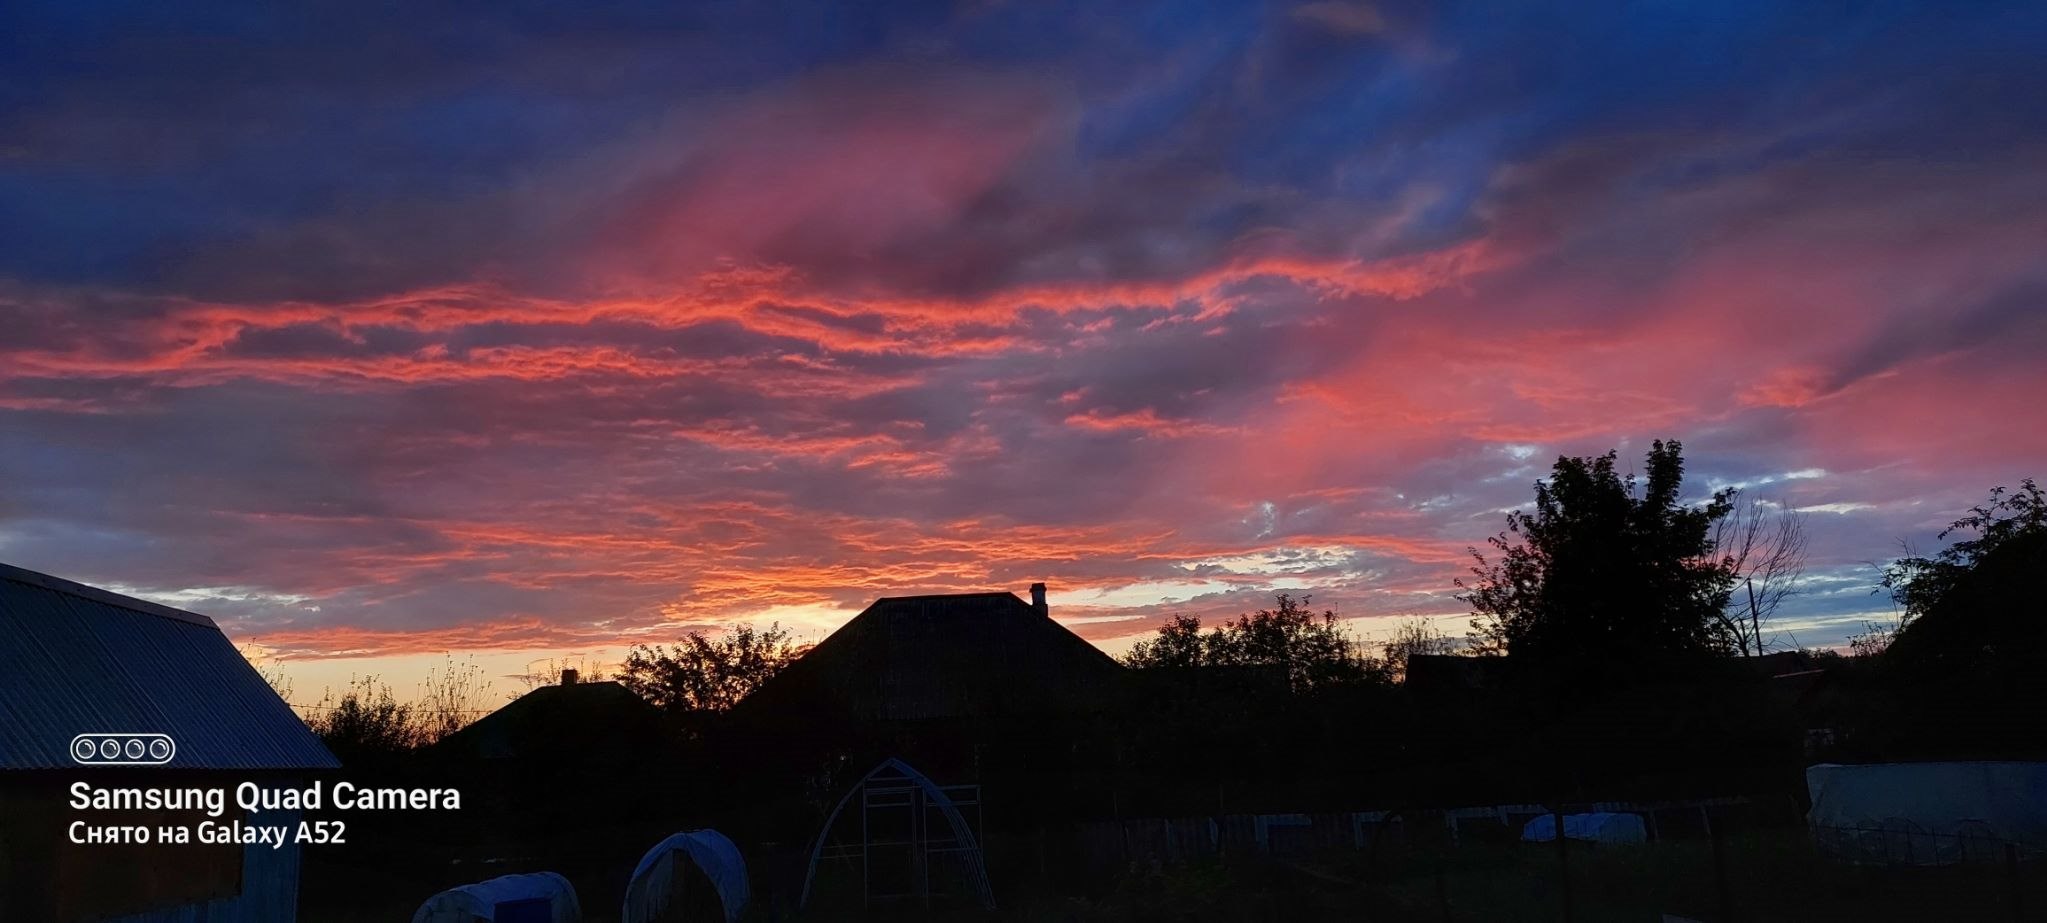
[1806,761,2047,865]
[411,871,582,923]
[1519,812,1648,845]
[622,829,750,923]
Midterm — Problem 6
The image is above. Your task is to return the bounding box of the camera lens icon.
[70,733,175,765]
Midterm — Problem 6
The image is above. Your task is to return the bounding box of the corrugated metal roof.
[0,561,340,771]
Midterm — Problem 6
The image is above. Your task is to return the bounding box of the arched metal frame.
[799,757,995,911]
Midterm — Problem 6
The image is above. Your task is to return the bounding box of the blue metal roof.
[0,562,339,771]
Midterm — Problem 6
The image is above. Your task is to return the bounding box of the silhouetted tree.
[1460,440,1738,662]
[1877,479,2046,670]
[413,655,493,744]
[1712,493,1809,656]
[1847,619,1902,658]
[1864,479,2047,757]
[1124,614,1208,669]
[307,676,422,764]
[240,641,294,702]
[1123,595,1383,691]
[1380,616,1456,683]
[619,622,810,715]
[1209,594,1384,690]
[1120,596,1392,805]
[1881,478,2045,624]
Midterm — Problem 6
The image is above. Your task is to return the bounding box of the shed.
[621,829,749,923]
[0,561,340,921]
[412,872,582,923]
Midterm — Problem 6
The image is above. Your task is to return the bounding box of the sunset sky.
[4,2,2044,701]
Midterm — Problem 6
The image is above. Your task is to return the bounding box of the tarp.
[622,829,750,923]
[411,872,582,923]
[1806,762,2047,865]
[1520,812,1648,845]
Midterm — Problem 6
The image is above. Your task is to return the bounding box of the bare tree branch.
[1711,492,1809,655]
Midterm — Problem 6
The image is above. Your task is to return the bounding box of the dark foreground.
[304,823,2045,922]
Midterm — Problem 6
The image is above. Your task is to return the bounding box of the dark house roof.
[735,591,1123,723]
[0,561,338,771]
[432,679,666,761]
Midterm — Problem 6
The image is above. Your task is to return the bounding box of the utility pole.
[1745,577,1761,657]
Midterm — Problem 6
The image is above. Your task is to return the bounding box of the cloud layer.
[3,1,2044,663]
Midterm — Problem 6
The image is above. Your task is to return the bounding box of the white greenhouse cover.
[1520,812,1648,845]
[622,828,750,923]
[411,871,582,923]
[1806,761,2047,864]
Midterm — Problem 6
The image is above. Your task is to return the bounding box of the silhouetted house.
[0,561,338,922]
[426,670,681,856]
[432,670,666,764]
[733,584,1123,726]
[719,584,1124,824]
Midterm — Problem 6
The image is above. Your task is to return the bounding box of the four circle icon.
[70,733,175,765]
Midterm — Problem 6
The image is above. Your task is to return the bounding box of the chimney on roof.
[560,668,579,686]
[1029,582,1048,617]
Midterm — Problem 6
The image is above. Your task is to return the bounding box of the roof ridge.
[0,561,218,629]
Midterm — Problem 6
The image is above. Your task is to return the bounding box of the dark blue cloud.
[1,0,2043,657]
[5,0,2042,300]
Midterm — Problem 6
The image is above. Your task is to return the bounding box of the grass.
[978,828,2044,922]
[298,824,2044,921]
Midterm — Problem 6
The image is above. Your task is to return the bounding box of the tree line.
[295,437,2042,765]
[1127,441,2036,690]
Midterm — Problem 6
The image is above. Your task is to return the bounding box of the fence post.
[1216,782,1226,860]
[1712,814,1732,923]
[1554,807,1573,923]
[1437,868,1452,923]
[2008,842,2024,923]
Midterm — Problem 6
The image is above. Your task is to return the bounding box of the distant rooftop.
[432,677,665,761]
